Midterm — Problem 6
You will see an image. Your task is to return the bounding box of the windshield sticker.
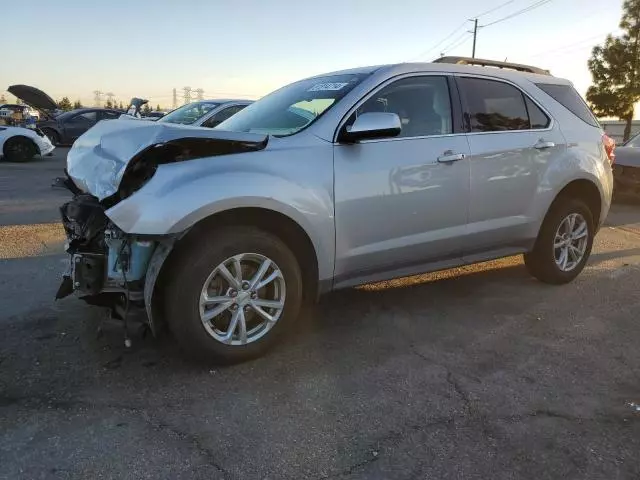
[307,82,349,92]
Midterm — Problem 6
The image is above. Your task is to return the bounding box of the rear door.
[456,75,566,257]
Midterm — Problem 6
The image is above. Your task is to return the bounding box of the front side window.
[159,102,219,125]
[460,77,530,132]
[626,132,640,148]
[217,73,369,136]
[68,112,97,124]
[347,76,452,138]
[100,111,121,120]
[201,105,246,128]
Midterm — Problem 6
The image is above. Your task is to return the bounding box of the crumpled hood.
[67,119,268,201]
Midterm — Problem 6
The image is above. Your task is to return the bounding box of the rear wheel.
[524,198,594,284]
[41,128,60,146]
[164,226,303,363]
[2,137,37,162]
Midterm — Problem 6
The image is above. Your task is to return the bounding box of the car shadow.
[588,247,640,265]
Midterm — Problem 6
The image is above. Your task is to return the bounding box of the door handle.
[534,140,555,149]
[437,152,465,163]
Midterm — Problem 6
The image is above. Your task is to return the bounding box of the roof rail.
[433,56,551,76]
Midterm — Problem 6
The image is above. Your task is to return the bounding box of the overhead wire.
[408,21,469,61]
[480,0,553,28]
[472,0,517,19]
[441,34,474,55]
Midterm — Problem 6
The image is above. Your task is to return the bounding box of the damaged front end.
[56,190,157,329]
[54,119,269,335]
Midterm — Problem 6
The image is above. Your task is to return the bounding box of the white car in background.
[0,125,55,162]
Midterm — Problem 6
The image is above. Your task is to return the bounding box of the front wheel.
[164,226,303,363]
[3,137,37,162]
[524,198,594,284]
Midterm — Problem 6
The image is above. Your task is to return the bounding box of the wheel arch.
[548,178,603,227]
[2,135,38,159]
[145,206,322,333]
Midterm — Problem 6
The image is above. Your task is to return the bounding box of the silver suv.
[57,56,615,363]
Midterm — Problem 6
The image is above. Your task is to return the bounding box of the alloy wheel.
[198,253,286,345]
[553,213,589,272]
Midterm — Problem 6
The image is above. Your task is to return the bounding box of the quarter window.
[348,76,452,138]
[525,96,550,129]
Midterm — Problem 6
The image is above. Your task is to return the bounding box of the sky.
[0,0,625,110]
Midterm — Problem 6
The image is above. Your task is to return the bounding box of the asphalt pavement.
[1,149,640,479]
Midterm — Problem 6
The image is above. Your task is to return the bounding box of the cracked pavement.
[1,149,640,479]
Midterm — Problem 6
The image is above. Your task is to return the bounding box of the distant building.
[599,120,640,143]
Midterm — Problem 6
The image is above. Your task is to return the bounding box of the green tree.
[105,99,113,108]
[57,97,73,111]
[587,0,640,141]
[143,103,151,114]
[156,104,161,111]
[0,94,6,104]
[73,100,83,109]
[119,101,124,110]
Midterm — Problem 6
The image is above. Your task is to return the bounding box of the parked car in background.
[38,108,123,145]
[612,132,640,202]
[142,111,166,121]
[7,84,122,145]
[0,125,54,162]
[56,57,614,363]
[0,104,40,121]
[158,100,252,128]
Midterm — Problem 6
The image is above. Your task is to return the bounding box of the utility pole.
[195,88,204,101]
[471,18,478,58]
[172,88,177,109]
[93,90,103,107]
[183,86,191,105]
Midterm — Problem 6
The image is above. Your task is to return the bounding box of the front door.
[64,111,98,142]
[333,75,470,286]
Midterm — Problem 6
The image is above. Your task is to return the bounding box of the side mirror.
[340,112,401,143]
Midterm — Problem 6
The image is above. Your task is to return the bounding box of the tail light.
[603,134,615,164]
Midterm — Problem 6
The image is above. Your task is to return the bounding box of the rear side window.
[535,83,599,127]
[459,77,530,132]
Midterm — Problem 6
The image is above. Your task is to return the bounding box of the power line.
[472,0,517,19]
[408,20,468,61]
[442,34,473,56]
[480,0,552,28]
[528,32,611,58]
[438,30,472,56]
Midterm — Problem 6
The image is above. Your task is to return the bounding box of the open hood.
[67,119,268,201]
[8,85,58,111]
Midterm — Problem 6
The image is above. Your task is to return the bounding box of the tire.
[164,226,303,363]
[2,137,37,162]
[41,128,60,146]
[524,197,594,284]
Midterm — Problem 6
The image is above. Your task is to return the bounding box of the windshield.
[217,73,369,136]
[625,131,640,148]
[158,102,219,125]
